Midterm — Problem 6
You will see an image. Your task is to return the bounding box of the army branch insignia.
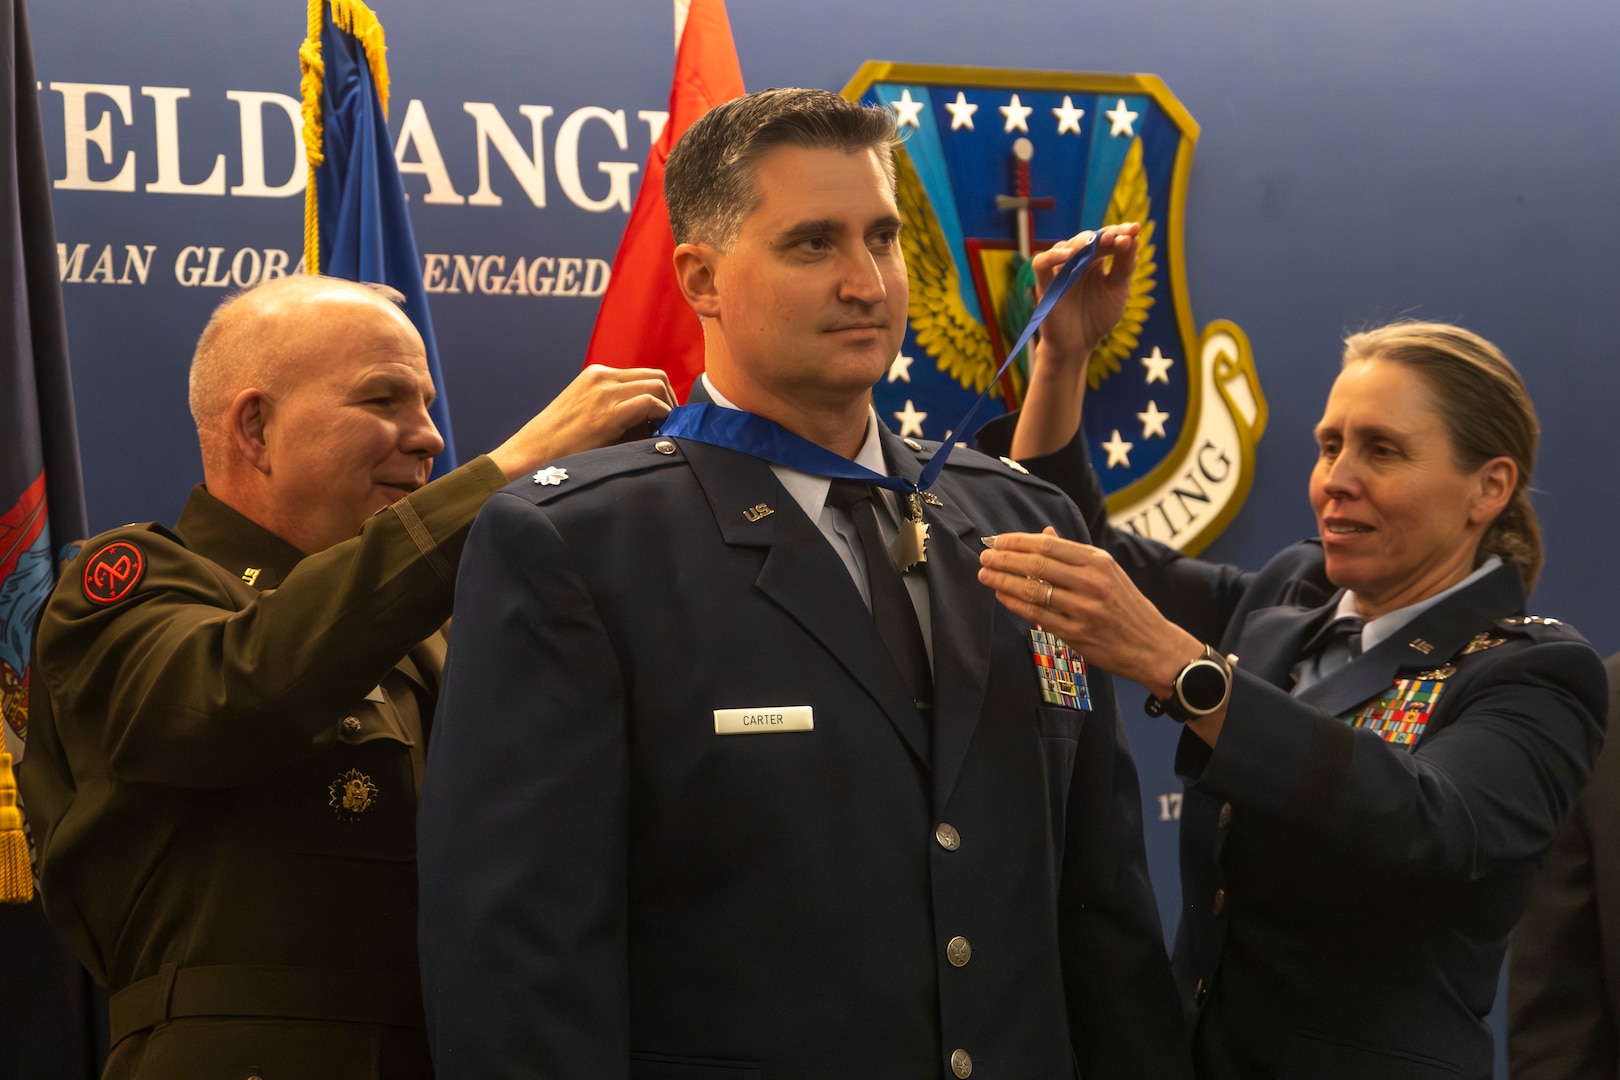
[329,769,379,821]
[844,64,1268,554]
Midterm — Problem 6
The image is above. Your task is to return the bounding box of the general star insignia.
[532,466,569,486]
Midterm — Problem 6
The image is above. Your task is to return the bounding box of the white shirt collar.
[1340,555,1504,653]
[700,374,888,522]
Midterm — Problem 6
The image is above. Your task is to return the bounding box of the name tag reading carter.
[714,706,815,735]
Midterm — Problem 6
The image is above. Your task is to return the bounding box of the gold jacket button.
[950,1048,973,1078]
[654,439,677,455]
[341,716,362,736]
[1218,802,1233,829]
[1212,888,1226,917]
[934,823,960,851]
[946,935,972,967]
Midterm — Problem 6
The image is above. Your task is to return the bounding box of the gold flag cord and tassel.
[298,0,392,274]
[0,751,34,903]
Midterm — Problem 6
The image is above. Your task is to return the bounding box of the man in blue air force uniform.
[418,88,1189,1080]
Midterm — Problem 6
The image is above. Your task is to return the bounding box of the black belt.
[108,963,426,1046]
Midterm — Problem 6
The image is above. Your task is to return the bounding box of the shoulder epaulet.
[1495,614,1585,644]
[514,437,687,505]
[902,439,1056,490]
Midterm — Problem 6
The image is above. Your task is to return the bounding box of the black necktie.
[826,480,933,712]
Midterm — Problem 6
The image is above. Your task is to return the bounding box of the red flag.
[582,0,744,400]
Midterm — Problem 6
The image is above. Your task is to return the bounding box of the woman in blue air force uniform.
[978,319,1606,1080]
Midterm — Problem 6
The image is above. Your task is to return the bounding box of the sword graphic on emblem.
[993,137,1057,400]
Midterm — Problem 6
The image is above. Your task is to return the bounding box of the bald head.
[189,275,413,471]
[187,274,442,554]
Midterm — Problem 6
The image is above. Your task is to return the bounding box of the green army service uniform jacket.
[20,457,507,1080]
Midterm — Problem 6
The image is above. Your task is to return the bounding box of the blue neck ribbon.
[657,233,1101,495]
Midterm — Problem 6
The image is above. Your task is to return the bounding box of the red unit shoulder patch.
[82,541,145,605]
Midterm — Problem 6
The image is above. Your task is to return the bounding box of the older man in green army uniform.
[19,274,675,1079]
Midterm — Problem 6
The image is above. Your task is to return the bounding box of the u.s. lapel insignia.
[329,769,378,821]
[241,567,261,586]
[1348,675,1448,750]
[1028,629,1092,711]
[1458,631,1507,656]
[743,503,775,523]
[532,466,569,486]
[1408,638,1435,655]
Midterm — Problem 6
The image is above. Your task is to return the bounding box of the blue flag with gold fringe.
[2,0,87,869]
[3,0,106,1073]
[300,0,457,475]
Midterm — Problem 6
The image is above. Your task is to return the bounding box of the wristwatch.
[1145,645,1235,723]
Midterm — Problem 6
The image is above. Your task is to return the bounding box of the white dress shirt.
[701,375,934,669]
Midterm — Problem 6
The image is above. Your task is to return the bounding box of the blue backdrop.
[26,1,1620,1072]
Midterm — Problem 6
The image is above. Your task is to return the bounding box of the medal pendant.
[890,492,929,572]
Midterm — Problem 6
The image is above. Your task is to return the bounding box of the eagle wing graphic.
[1088,137,1158,390]
[895,147,997,395]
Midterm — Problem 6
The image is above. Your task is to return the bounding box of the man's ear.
[673,242,722,319]
[227,388,273,475]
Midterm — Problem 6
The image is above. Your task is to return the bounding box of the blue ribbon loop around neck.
[656,233,1102,496]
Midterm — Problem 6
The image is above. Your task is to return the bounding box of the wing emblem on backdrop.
[845,63,1268,553]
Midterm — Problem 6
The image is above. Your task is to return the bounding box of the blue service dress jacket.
[417,426,1191,1080]
[1039,432,1605,1080]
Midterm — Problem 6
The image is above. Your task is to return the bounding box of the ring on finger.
[1040,580,1054,608]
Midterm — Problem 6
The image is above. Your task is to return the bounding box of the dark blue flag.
[0,0,86,795]
[301,0,458,474]
[2,0,104,1072]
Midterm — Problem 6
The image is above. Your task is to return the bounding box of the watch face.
[1179,660,1229,713]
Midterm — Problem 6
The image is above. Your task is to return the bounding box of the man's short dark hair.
[664,87,900,249]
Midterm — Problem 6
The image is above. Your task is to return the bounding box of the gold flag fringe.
[299,0,392,274]
[0,752,34,903]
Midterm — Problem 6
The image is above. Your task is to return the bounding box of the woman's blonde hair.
[1341,321,1543,589]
